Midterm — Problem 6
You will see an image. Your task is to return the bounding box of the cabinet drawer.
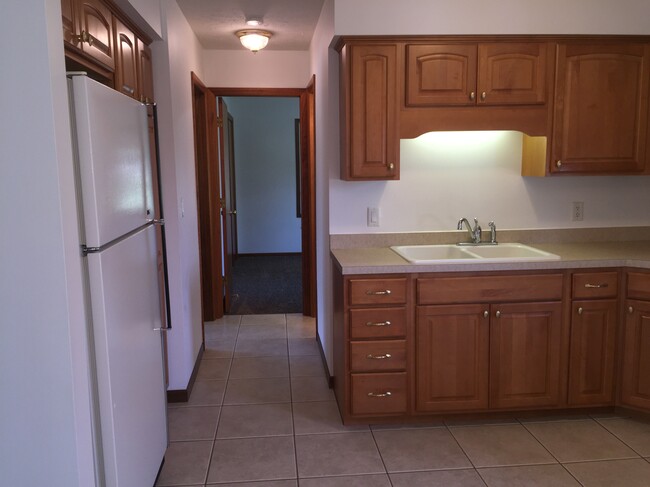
[418,274,563,305]
[627,272,650,301]
[351,373,407,415]
[350,340,406,372]
[573,272,618,299]
[349,278,407,306]
[350,307,407,339]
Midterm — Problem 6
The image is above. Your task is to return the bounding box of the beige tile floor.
[156,313,650,486]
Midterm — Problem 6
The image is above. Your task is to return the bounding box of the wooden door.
[490,301,563,409]
[477,43,548,105]
[567,300,617,406]
[621,300,650,410]
[113,18,138,99]
[76,0,114,69]
[138,42,154,103]
[192,74,223,321]
[217,98,233,312]
[416,304,489,412]
[406,44,477,106]
[552,43,650,174]
[345,44,399,179]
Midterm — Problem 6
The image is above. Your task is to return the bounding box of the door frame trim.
[210,83,318,317]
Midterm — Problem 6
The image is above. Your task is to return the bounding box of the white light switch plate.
[367,207,379,227]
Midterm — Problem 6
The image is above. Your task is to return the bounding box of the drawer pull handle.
[366,320,391,327]
[585,283,608,289]
[367,391,392,398]
[366,353,392,360]
[366,289,391,296]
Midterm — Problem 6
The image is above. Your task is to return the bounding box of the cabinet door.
[416,304,489,412]
[76,0,114,69]
[490,302,563,409]
[113,18,138,99]
[62,0,75,44]
[344,44,399,179]
[406,44,477,106]
[477,43,548,105]
[138,42,155,103]
[621,300,650,410]
[568,300,617,406]
[552,43,650,174]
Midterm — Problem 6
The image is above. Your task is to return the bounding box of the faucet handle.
[489,221,497,244]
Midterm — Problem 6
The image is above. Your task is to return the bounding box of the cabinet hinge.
[216,117,223,128]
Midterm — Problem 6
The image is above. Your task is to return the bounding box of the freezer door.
[87,225,166,486]
[71,75,154,247]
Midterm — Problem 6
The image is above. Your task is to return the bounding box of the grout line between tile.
[591,417,648,459]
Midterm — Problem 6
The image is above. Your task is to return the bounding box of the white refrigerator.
[68,74,168,487]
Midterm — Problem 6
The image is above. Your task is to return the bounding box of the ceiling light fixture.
[236,29,272,53]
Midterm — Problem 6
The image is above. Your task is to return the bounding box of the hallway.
[155,314,650,486]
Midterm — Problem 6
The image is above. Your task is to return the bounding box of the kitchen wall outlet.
[367,207,380,227]
[572,201,584,221]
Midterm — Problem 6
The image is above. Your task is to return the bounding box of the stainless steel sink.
[390,243,560,264]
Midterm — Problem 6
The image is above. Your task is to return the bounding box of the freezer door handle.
[153,327,169,332]
[148,219,165,226]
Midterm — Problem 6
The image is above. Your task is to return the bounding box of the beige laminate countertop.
[331,241,650,275]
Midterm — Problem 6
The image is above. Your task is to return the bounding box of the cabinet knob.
[495,310,501,318]
[556,160,562,168]
[483,310,489,318]
[578,307,583,315]
[229,210,237,215]
[480,91,487,101]
[469,91,476,101]
[73,30,94,46]
[387,162,395,171]
[367,391,392,398]
[629,306,634,314]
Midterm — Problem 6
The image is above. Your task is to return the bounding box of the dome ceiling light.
[236,17,271,53]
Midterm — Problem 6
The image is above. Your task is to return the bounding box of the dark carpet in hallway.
[229,254,302,315]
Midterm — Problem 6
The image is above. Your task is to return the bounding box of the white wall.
[202,50,311,88]
[151,0,204,390]
[335,0,650,35]
[310,0,337,370]
[0,1,95,485]
[225,97,302,254]
[330,132,650,234]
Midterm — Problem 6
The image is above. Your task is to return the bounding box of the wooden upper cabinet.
[406,44,477,106]
[341,43,399,180]
[138,42,155,103]
[76,0,114,69]
[62,0,75,44]
[406,42,548,107]
[113,17,138,99]
[551,43,650,174]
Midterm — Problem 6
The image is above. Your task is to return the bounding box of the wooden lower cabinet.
[567,300,618,406]
[489,302,563,409]
[351,373,407,415]
[416,304,489,412]
[620,300,650,410]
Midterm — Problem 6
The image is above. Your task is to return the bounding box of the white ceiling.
[176,0,326,50]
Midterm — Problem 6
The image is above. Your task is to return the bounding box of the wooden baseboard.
[167,343,204,403]
[316,331,334,389]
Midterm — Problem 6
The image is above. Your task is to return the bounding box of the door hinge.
[216,117,223,128]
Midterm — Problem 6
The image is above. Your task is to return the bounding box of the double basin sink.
[391,243,560,264]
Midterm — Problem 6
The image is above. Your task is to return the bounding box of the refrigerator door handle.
[148,218,165,226]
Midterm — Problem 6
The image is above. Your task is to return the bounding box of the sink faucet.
[457,217,482,244]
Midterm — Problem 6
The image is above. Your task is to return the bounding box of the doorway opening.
[191,77,316,324]
[223,96,302,314]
